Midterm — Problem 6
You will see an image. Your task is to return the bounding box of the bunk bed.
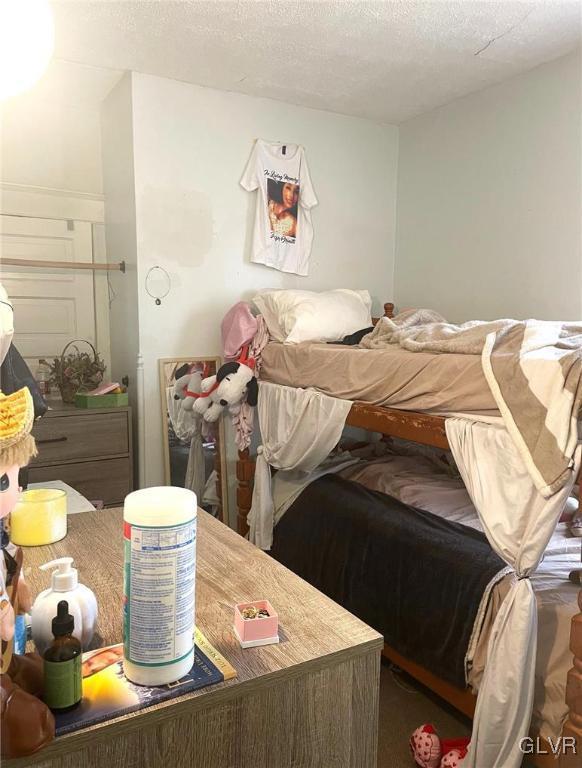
[235,301,582,768]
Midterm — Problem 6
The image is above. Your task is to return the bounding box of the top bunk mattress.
[260,341,499,415]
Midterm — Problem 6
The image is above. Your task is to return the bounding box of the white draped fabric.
[445,418,580,768]
[166,387,206,501]
[248,382,352,549]
[184,435,205,501]
[202,469,220,516]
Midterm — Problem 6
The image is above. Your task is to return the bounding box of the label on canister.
[123,519,196,666]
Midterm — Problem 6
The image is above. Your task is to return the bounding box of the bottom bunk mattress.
[270,473,507,688]
[339,451,581,742]
[270,449,580,741]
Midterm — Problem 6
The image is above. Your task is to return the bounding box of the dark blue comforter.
[271,474,505,687]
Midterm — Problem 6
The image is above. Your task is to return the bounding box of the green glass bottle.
[43,600,82,712]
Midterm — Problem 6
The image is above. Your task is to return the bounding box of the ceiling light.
[0,0,55,101]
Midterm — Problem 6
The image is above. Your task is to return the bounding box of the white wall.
[394,51,582,322]
[126,72,399,505]
[0,61,117,415]
[101,73,140,485]
[0,90,103,194]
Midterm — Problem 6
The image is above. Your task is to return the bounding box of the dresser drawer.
[28,458,132,507]
[31,411,129,465]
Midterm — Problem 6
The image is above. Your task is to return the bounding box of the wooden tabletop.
[15,508,382,763]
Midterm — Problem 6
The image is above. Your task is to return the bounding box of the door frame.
[0,182,104,223]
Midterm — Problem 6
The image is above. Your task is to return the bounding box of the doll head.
[0,388,36,523]
[0,464,21,522]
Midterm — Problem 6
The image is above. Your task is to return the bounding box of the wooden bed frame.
[235,300,582,766]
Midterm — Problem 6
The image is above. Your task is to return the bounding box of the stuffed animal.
[173,363,219,414]
[409,724,442,768]
[173,373,191,402]
[174,370,206,412]
[193,360,258,423]
[410,724,469,768]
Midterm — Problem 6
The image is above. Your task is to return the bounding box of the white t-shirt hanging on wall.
[240,139,318,277]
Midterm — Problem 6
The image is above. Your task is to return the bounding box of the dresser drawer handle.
[36,436,68,445]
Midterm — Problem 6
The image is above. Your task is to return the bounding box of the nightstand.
[29,402,133,507]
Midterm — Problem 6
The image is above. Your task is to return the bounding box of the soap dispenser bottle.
[31,557,98,654]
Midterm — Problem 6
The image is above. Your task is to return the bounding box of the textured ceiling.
[51,0,581,123]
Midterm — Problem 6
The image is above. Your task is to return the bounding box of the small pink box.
[233,600,279,648]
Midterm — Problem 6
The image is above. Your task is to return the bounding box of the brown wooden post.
[560,588,582,766]
[560,461,582,765]
[236,449,255,537]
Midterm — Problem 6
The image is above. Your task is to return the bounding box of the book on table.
[54,628,237,736]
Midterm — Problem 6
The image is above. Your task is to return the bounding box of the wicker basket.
[54,340,104,404]
[59,379,78,405]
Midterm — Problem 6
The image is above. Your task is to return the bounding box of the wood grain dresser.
[29,403,133,507]
[9,508,383,768]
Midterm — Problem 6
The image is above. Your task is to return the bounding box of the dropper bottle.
[43,600,82,712]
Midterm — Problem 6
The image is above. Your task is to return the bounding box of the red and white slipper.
[440,740,469,767]
[409,724,442,768]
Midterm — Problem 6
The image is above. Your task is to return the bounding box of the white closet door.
[0,214,96,366]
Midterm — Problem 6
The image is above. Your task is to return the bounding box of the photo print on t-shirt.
[265,170,300,243]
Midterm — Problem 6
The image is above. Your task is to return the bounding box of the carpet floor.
[377,660,471,768]
[377,660,535,768]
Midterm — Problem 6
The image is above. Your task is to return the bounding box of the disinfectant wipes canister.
[122,486,197,686]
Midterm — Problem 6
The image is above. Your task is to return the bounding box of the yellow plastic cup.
[10,489,67,546]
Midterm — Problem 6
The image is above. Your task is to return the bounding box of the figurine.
[0,387,55,758]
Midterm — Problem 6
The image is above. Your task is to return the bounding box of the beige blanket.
[361,310,582,497]
[261,341,498,414]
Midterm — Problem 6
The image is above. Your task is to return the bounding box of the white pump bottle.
[30,557,98,654]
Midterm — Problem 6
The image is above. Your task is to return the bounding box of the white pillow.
[253,289,373,344]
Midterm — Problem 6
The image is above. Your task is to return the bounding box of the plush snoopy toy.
[173,370,205,411]
[193,360,258,423]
